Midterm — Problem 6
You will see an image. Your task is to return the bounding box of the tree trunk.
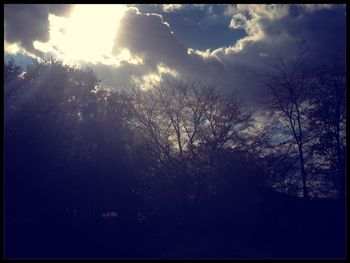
[335,97,345,202]
[298,144,308,200]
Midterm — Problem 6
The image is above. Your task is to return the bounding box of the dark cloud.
[261,5,346,64]
[113,8,228,83]
[91,62,154,87]
[132,4,245,50]
[208,4,346,107]
[4,4,73,56]
[115,8,188,71]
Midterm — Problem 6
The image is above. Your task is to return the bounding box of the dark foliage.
[4,58,345,259]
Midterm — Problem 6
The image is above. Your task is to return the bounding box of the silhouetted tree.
[258,48,314,199]
[257,48,346,200]
[307,62,346,200]
[128,78,261,223]
[4,59,142,222]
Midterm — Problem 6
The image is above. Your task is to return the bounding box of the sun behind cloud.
[34,4,128,64]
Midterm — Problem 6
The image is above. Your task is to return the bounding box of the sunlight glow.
[157,63,178,78]
[132,74,161,90]
[4,41,21,54]
[132,64,178,90]
[34,4,128,64]
[113,48,144,66]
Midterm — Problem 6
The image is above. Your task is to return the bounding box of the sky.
[4,4,346,107]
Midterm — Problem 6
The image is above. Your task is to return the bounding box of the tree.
[257,48,314,199]
[4,59,24,122]
[307,62,346,200]
[4,59,142,221]
[128,78,256,220]
[257,48,346,200]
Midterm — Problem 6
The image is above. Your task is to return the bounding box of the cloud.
[211,4,345,60]
[114,8,188,70]
[82,5,347,108]
[162,4,183,12]
[212,4,290,54]
[4,4,345,111]
[113,8,227,83]
[188,4,345,107]
[90,61,151,87]
[4,4,73,57]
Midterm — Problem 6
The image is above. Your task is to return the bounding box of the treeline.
[4,53,345,226]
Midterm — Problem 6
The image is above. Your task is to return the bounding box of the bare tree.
[128,78,253,206]
[307,62,346,200]
[129,79,252,159]
[257,48,314,199]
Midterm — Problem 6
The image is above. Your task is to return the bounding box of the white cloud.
[113,48,144,66]
[132,73,161,90]
[130,63,178,90]
[4,41,21,54]
[157,63,178,78]
[220,5,289,54]
[187,48,213,59]
[162,4,183,12]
